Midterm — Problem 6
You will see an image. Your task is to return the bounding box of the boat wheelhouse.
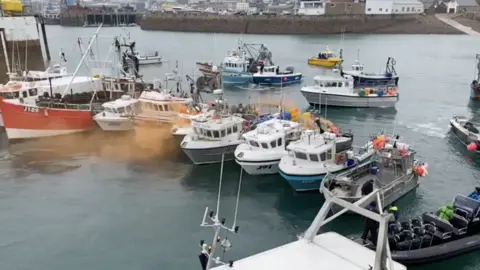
[221,48,252,85]
[341,57,399,87]
[307,46,343,68]
[94,95,138,131]
[300,74,399,108]
[181,113,246,165]
[235,119,302,175]
[278,130,372,192]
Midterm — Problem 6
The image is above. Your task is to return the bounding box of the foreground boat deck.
[212,232,406,270]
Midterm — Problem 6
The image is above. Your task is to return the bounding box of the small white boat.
[450,115,480,152]
[234,118,302,175]
[278,130,374,192]
[135,51,162,65]
[94,95,138,132]
[300,74,399,108]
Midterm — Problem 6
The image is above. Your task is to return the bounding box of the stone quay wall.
[139,13,463,35]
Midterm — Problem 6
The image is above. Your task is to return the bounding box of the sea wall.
[139,13,463,35]
[60,12,138,27]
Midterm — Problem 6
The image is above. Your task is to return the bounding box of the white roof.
[191,114,244,129]
[287,132,332,153]
[243,119,300,142]
[139,91,188,103]
[102,97,138,108]
[313,74,352,82]
[212,232,406,270]
[36,75,100,87]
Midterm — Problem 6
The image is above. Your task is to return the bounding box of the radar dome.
[212,65,218,72]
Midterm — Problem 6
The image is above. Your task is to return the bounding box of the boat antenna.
[61,24,103,98]
[199,154,242,270]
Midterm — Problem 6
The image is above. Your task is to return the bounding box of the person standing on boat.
[387,205,399,221]
[361,179,374,196]
[361,202,379,245]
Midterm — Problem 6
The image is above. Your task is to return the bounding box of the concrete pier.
[435,14,480,36]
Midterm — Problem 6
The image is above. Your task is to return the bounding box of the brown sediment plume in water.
[9,126,183,163]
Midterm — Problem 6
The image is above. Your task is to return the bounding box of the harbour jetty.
[139,13,463,35]
[0,16,50,83]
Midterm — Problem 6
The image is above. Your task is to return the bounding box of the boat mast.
[302,189,394,270]
[61,24,103,97]
[199,154,242,270]
[475,54,480,81]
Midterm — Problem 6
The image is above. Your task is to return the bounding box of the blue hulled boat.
[342,56,399,87]
[252,65,302,86]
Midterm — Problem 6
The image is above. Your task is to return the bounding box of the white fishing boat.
[94,95,138,131]
[278,130,374,192]
[199,171,406,270]
[300,74,399,108]
[450,115,480,153]
[234,118,302,175]
[135,51,162,65]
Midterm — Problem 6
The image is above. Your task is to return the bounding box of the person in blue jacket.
[468,187,480,200]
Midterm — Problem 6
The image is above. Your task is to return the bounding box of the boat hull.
[301,91,399,108]
[138,57,162,65]
[235,158,280,175]
[94,118,134,132]
[349,75,399,87]
[252,73,302,86]
[181,144,239,165]
[449,119,480,153]
[0,100,94,140]
[278,171,327,191]
[471,86,480,100]
[222,71,253,84]
[307,58,342,67]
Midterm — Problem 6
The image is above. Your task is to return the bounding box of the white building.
[391,0,424,13]
[297,0,326,15]
[236,1,250,11]
[446,0,459,13]
[365,0,423,14]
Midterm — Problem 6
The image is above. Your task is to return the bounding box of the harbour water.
[1,26,480,270]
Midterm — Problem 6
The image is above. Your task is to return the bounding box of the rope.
[215,153,225,218]
[232,167,243,227]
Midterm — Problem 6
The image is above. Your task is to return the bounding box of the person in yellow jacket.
[387,205,399,221]
[437,204,454,221]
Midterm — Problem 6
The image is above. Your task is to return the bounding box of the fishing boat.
[358,193,480,266]
[449,115,480,153]
[252,65,302,86]
[341,56,399,87]
[278,130,370,192]
[321,137,428,214]
[94,95,138,131]
[307,46,343,68]
[470,54,480,100]
[300,74,399,108]
[200,178,407,270]
[234,117,302,175]
[135,51,162,65]
[221,41,274,85]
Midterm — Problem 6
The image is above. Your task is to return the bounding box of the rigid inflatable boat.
[358,194,480,265]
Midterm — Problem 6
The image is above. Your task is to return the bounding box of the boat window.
[105,107,113,113]
[115,84,120,91]
[345,82,349,87]
[310,154,319,162]
[102,83,109,90]
[270,140,277,148]
[158,104,163,111]
[250,140,259,147]
[164,105,169,111]
[327,150,332,160]
[221,129,226,137]
[337,82,342,87]
[261,143,269,149]
[154,104,159,111]
[232,124,238,133]
[227,127,232,135]
[320,152,326,161]
[295,152,308,160]
[117,107,125,114]
[213,131,220,138]
[331,82,337,87]
[121,83,128,92]
[206,130,212,137]
[125,105,132,114]
[278,138,282,146]
[194,127,199,134]
[28,88,37,96]
[22,91,27,98]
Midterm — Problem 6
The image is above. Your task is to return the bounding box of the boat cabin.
[286,130,337,163]
[0,81,37,100]
[243,120,302,150]
[101,77,146,99]
[191,115,244,140]
[313,75,354,89]
[102,95,138,116]
[222,51,250,73]
[317,50,336,60]
[350,60,364,73]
